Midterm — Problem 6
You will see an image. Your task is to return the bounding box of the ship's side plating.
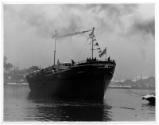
[27,61,115,102]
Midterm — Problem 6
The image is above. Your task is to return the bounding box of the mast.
[53,30,57,66]
[54,38,56,66]
[91,30,93,60]
[90,27,95,60]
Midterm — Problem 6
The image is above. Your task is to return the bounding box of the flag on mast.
[95,42,99,46]
[99,48,107,58]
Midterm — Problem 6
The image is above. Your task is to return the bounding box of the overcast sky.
[4,4,155,80]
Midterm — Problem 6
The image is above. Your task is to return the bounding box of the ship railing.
[76,60,87,64]
[76,58,116,64]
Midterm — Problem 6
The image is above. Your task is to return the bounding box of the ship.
[26,27,116,102]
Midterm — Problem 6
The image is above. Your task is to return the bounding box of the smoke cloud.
[130,18,155,37]
[4,4,139,38]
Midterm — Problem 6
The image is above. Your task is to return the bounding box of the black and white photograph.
[3,3,155,121]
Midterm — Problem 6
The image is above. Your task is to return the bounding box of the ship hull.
[27,63,115,102]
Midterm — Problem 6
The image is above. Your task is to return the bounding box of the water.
[4,84,155,121]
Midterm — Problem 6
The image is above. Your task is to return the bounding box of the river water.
[4,84,155,121]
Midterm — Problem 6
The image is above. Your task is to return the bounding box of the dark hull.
[27,63,115,102]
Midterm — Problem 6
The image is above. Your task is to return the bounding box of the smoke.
[125,18,155,61]
[4,4,139,38]
[86,4,138,15]
[4,4,82,38]
[5,4,155,40]
[130,18,155,38]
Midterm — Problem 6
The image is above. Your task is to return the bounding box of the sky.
[3,4,155,80]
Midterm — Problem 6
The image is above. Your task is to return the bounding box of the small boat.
[142,94,155,105]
